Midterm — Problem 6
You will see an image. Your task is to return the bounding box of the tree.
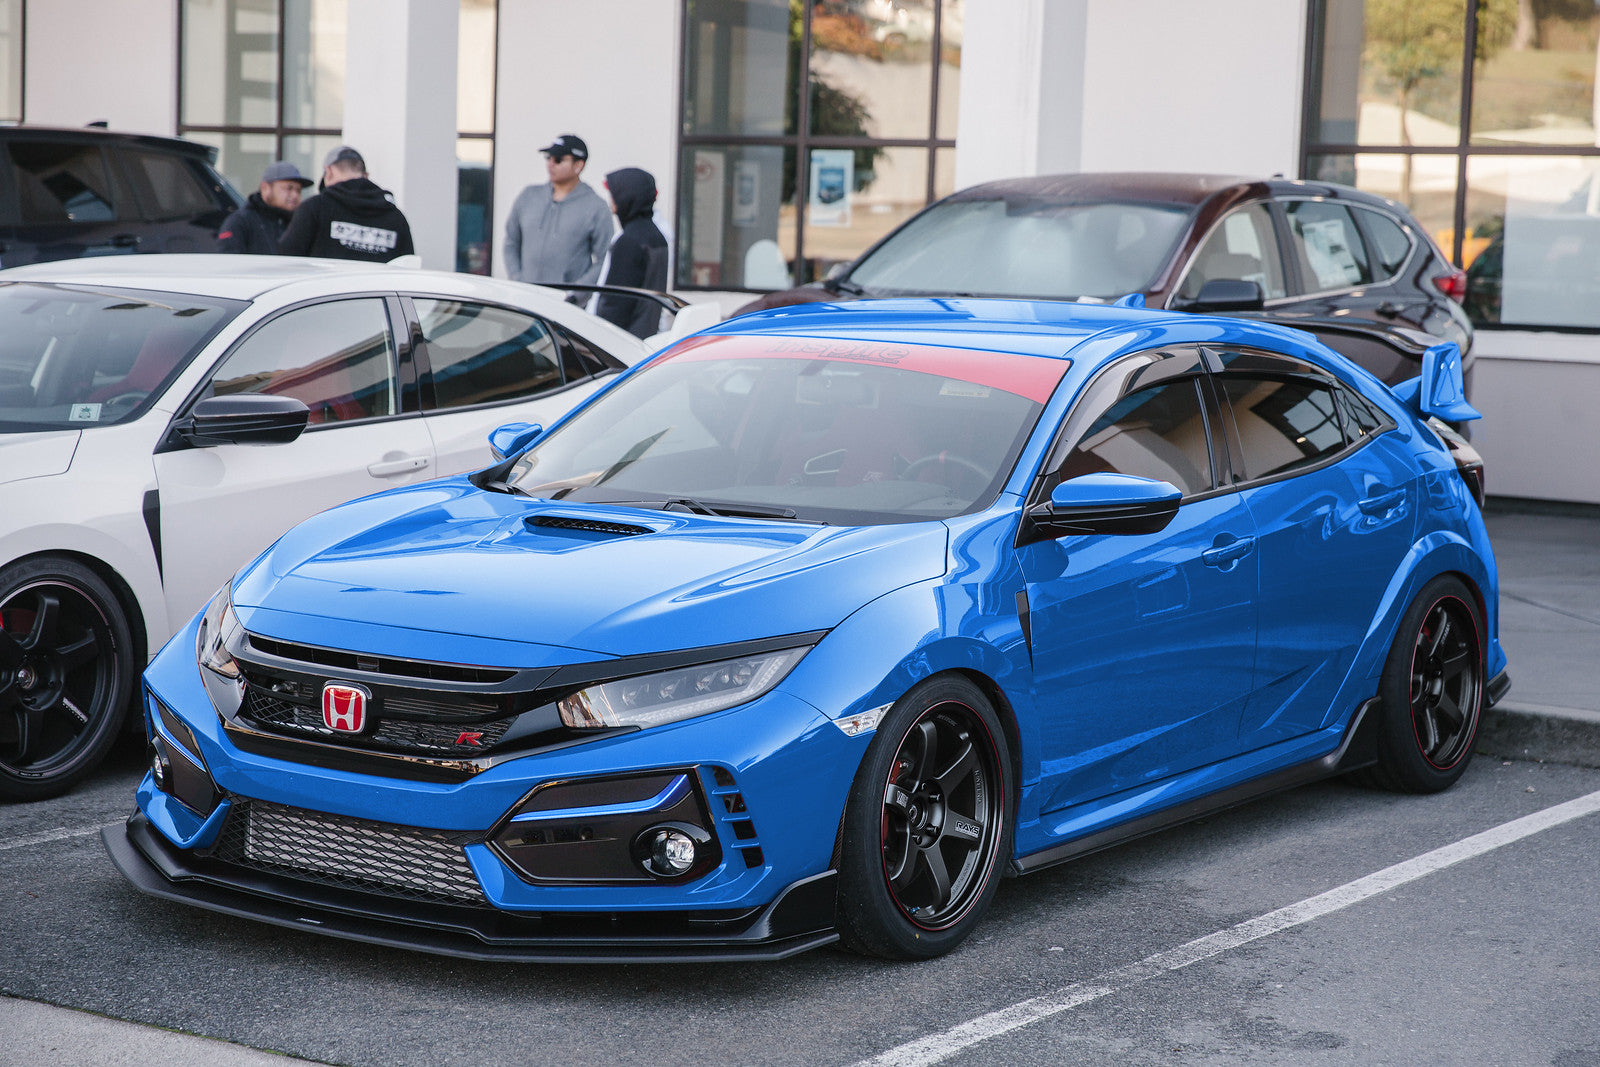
[1366,0,1517,201]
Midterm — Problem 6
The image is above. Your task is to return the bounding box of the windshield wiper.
[826,277,868,297]
[595,497,818,523]
[594,428,670,486]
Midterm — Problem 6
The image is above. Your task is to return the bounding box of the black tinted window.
[1056,378,1214,495]
[414,299,563,409]
[553,322,626,382]
[8,141,117,223]
[122,149,216,219]
[1220,375,1345,480]
[207,299,396,425]
[1356,207,1412,277]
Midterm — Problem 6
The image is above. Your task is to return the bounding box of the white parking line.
[0,823,116,853]
[856,788,1600,1067]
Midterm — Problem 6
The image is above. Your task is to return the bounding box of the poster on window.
[808,149,854,228]
[691,149,726,286]
[732,160,760,227]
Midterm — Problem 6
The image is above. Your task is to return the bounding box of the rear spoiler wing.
[1392,341,1480,423]
[537,283,724,348]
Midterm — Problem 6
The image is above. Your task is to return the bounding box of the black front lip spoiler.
[104,814,839,963]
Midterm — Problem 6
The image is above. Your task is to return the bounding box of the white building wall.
[492,0,680,279]
[1079,0,1305,176]
[23,0,176,136]
[344,0,459,271]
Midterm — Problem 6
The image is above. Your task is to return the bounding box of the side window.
[8,141,117,223]
[1333,381,1391,443]
[205,299,396,426]
[121,149,216,220]
[413,299,564,410]
[1218,375,1345,480]
[1054,377,1215,496]
[1177,203,1287,300]
[551,321,627,382]
[1285,200,1373,292]
[1355,207,1413,279]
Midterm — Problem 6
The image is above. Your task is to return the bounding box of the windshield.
[846,198,1192,300]
[0,282,243,432]
[505,335,1068,525]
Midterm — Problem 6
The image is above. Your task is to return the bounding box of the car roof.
[0,124,219,160]
[0,253,529,303]
[942,171,1404,213]
[712,297,1349,377]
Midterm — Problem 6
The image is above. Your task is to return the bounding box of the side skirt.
[1011,698,1380,877]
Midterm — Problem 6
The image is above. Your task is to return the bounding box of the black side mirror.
[1020,473,1182,544]
[1175,278,1265,312]
[180,395,310,447]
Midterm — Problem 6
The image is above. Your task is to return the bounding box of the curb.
[1477,702,1600,770]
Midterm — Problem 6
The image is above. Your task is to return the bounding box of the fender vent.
[526,515,652,537]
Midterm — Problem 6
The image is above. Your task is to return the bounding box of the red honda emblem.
[321,682,369,733]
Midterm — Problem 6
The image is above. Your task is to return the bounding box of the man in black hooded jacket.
[596,167,669,339]
[217,161,312,254]
[278,146,415,262]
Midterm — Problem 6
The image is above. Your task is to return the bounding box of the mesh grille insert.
[208,799,488,906]
[242,691,513,754]
[527,515,652,536]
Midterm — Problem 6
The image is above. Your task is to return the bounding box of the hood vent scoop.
[526,514,652,538]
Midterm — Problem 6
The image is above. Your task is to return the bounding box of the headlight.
[196,583,243,681]
[558,647,809,730]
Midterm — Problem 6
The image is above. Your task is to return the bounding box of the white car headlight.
[558,647,809,730]
[196,584,243,681]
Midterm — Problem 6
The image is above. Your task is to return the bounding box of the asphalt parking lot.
[2,503,1597,1067]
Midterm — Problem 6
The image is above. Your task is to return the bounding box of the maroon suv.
[736,173,1473,387]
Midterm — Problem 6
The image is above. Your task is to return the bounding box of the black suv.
[0,126,241,267]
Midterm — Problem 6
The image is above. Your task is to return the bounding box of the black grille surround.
[204,799,489,906]
[217,628,830,783]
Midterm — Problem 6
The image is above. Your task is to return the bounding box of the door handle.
[1358,488,1406,516]
[367,455,430,477]
[1202,536,1255,570]
[109,233,142,248]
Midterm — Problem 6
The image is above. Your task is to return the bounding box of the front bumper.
[106,813,839,962]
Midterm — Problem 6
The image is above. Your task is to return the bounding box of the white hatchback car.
[0,255,652,799]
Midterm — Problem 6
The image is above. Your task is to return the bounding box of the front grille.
[246,634,517,684]
[242,690,513,754]
[207,799,488,906]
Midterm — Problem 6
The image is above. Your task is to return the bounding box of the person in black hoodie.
[596,167,669,339]
[278,146,415,262]
[216,161,313,254]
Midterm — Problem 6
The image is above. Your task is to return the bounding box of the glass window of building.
[179,0,347,191]
[679,0,962,290]
[457,0,497,274]
[1305,0,1600,329]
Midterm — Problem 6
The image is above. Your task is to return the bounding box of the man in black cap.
[278,145,415,262]
[216,161,313,254]
[503,134,614,300]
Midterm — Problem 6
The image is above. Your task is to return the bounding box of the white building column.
[954,0,1089,191]
[342,0,459,269]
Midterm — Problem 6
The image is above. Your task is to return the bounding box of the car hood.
[231,479,950,666]
[0,430,79,486]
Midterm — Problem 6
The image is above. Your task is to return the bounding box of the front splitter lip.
[104,814,839,964]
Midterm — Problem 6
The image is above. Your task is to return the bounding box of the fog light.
[150,748,171,792]
[648,827,696,876]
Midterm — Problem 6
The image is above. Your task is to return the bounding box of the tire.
[0,557,135,802]
[1358,575,1485,794]
[836,675,1013,959]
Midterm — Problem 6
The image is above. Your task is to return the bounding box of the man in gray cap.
[278,145,415,262]
[503,134,614,300]
[216,160,313,254]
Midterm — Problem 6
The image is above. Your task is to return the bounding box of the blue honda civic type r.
[106,298,1508,962]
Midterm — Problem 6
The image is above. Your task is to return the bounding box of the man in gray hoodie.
[503,134,614,301]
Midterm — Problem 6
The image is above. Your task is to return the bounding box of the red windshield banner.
[657,334,1071,404]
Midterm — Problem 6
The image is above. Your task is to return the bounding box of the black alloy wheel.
[837,675,1012,959]
[1359,574,1484,795]
[0,558,134,801]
